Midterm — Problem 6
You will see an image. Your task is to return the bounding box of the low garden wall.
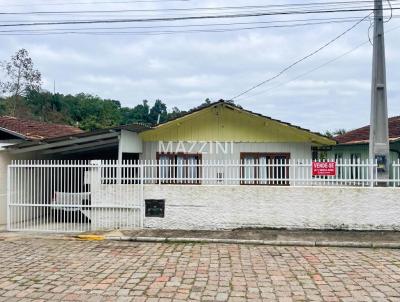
[143,185,400,230]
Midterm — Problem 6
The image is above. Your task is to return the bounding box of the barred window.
[240,153,290,185]
[157,153,202,184]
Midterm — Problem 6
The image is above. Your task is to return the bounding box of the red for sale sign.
[312,162,336,176]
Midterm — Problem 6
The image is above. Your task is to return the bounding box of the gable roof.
[335,116,400,145]
[0,116,83,140]
[141,100,336,146]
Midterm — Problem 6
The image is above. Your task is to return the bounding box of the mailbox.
[376,154,387,173]
[145,199,165,218]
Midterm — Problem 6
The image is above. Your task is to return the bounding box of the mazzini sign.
[159,141,234,155]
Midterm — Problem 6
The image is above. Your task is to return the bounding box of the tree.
[149,99,168,124]
[0,97,6,116]
[64,93,121,131]
[333,129,347,136]
[0,49,41,116]
[324,129,347,138]
[167,106,183,121]
[121,100,150,125]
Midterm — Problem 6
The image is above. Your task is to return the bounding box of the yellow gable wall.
[139,104,335,146]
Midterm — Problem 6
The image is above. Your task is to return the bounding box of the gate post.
[140,164,145,228]
[6,165,11,231]
[89,160,102,230]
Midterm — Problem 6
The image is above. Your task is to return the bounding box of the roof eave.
[0,126,28,140]
[336,137,400,146]
[150,100,336,145]
[6,123,151,153]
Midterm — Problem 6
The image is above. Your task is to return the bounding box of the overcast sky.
[0,0,399,133]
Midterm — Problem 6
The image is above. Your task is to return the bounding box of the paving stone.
[0,237,399,301]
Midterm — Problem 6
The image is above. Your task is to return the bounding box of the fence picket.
[7,158,399,233]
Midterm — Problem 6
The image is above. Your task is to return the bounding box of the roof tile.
[335,116,400,144]
[0,116,83,140]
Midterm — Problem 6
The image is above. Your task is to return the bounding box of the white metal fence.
[392,159,400,187]
[7,160,144,232]
[7,159,400,232]
[141,158,382,186]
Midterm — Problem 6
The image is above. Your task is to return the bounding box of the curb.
[102,236,400,249]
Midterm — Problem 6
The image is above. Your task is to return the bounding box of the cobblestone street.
[1,237,400,301]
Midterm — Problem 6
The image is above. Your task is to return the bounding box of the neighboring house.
[0,116,83,228]
[327,116,400,163]
[0,115,82,151]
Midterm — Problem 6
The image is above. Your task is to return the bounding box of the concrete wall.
[90,179,142,230]
[0,150,42,229]
[0,151,12,228]
[120,130,143,154]
[143,185,400,230]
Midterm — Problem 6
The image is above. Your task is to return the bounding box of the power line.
[0,15,383,33]
[240,42,370,100]
[1,0,397,8]
[230,13,372,100]
[0,19,377,36]
[0,1,390,15]
[4,15,399,36]
[2,9,394,25]
[0,0,192,7]
[0,7,397,28]
[236,22,400,101]
[385,0,393,22]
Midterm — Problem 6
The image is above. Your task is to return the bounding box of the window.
[157,153,202,184]
[335,153,343,161]
[350,153,361,179]
[240,153,290,185]
[335,153,343,178]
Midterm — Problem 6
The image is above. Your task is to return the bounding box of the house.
[7,102,400,232]
[0,116,83,229]
[8,123,150,160]
[0,115,82,146]
[7,100,336,169]
[139,100,335,159]
[327,116,400,163]
[4,100,341,231]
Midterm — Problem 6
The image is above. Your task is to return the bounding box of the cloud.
[0,0,399,132]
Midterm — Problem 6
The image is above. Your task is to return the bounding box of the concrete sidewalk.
[2,228,400,248]
[90,228,400,249]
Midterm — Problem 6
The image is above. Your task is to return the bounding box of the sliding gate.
[7,161,144,232]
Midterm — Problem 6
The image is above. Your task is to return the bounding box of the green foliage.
[0,49,218,129]
[149,99,168,124]
[0,97,6,116]
[0,49,42,116]
[24,91,124,131]
[324,129,347,138]
[120,100,150,125]
[8,89,212,131]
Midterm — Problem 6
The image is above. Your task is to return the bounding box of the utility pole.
[369,0,390,182]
